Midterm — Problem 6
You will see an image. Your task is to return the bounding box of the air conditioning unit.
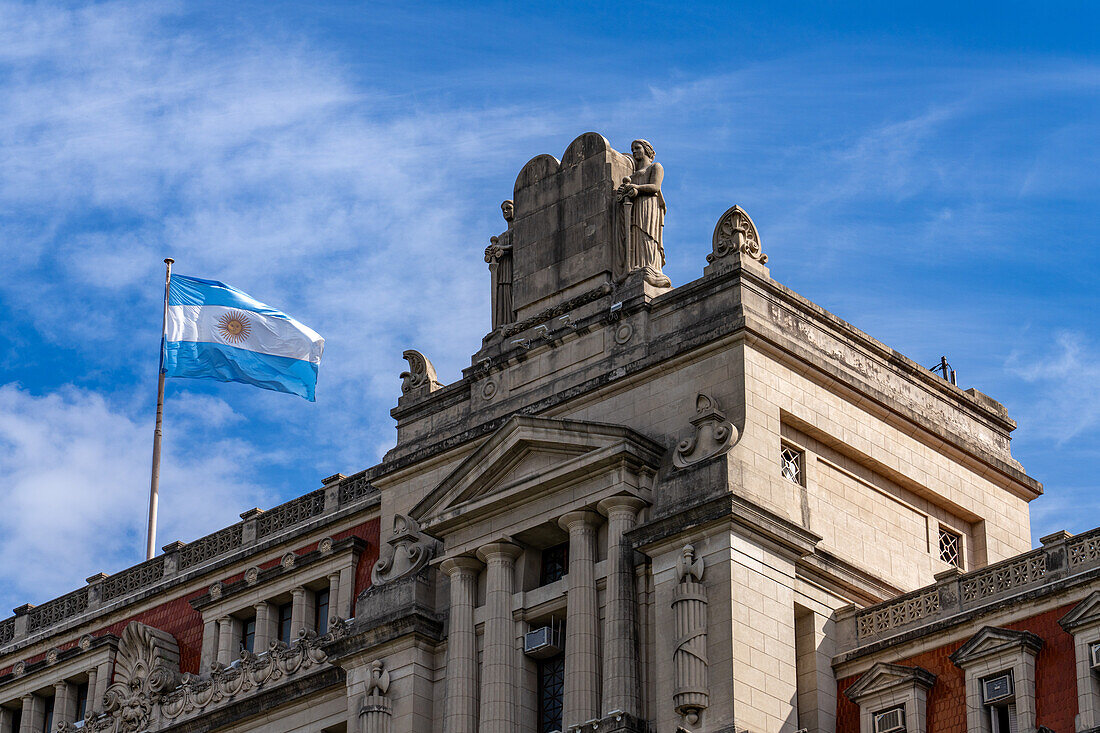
[523,625,563,659]
[873,706,906,733]
[1091,642,1100,670]
[982,672,1014,704]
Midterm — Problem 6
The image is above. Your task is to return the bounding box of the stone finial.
[366,659,391,696]
[371,514,438,585]
[706,205,768,275]
[673,393,739,468]
[399,350,443,395]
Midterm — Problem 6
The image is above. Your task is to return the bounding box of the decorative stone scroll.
[672,544,708,726]
[707,205,767,267]
[94,621,181,733]
[371,514,438,585]
[358,660,393,733]
[673,394,739,468]
[399,350,443,395]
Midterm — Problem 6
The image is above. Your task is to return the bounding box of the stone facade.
[1,132,1086,733]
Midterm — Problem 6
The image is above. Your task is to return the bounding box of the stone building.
[0,132,1093,733]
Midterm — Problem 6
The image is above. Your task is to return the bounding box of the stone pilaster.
[85,666,99,714]
[475,541,523,733]
[93,657,113,713]
[559,510,602,727]
[254,602,273,652]
[597,496,646,718]
[327,572,341,624]
[440,556,483,733]
[290,586,307,639]
[337,564,356,619]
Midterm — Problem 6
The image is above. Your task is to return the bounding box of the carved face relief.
[501,200,515,223]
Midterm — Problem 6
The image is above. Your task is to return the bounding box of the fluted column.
[597,496,646,717]
[559,510,602,726]
[254,601,273,652]
[216,616,234,665]
[475,541,523,733]
[441,556,483,733]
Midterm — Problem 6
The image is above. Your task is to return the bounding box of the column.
[597,496,646,718]
[85,666,99,715]
[559,510,602,726]
[19,694,42,733]
[216,616,234,665]
[254,601,273,652]
[0,708,12,733]
[290,586,308,639]
[93,659,113,713]
[54,681,77,727]
[441,556,483,733]
[475,541,523,733]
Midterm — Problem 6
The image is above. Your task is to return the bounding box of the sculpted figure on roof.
[485,199,515,329]
[616,139,671,288]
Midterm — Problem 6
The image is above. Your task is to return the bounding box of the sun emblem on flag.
[216,311,252,344]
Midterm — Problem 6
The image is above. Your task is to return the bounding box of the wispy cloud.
[1008,331,1100,445]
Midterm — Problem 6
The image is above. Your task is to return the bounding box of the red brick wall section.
[0,517,381,680]
[836,602,1079,733]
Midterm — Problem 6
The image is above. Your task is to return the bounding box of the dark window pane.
[540,543,569,586]
[75,683,89,719]
[243,618,256,653]
[537,654,565,733]
[315,589,330,635]
[44,696,55,732]
[278,603,293,643]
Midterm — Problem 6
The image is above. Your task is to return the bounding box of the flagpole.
[147,258,173,560]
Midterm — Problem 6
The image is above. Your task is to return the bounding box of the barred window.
[537,654,565,733]
[780,445,803,485]
[939,528,962,568]
[540,543,569,586]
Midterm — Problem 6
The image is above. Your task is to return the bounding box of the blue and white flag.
[163,275,325,401]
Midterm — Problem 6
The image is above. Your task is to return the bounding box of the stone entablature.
[838,528,1100,653]
[0,476,378,662]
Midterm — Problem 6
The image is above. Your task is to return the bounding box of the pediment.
[1060,590,1100,632]
[845,662,936,703]
[410,415,664,532]
[950,626,1043,668]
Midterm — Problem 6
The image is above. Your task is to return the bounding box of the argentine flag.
[163,275,324,401]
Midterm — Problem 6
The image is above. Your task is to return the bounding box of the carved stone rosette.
[672,545,709,726]
[674,394,739,468]
[399,350,442,395]
[707,205,767,266]
[358,660,393,733]
[371,514,438,585]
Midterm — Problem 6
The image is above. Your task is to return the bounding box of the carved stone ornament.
[371,514,438,586]
[12,660,24,676]
[318,536,335,555]
[281,552,297,570]
[244,566,260,586]
[399,350,443,395]
[79,634,94,651]
[707,205,767,265]
[673,394,739,468]
[208,582,223,600]
[100,621,182,733]
[359,659,393,732]
[46,647,60,665]
[673,544,709,726]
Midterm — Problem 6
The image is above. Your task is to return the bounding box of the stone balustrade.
[851,527,1100,646]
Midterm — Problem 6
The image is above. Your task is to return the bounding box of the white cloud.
[0,383,270,612]
[1008,331,1100,444]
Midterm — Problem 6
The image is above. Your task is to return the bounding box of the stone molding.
[672,393,739,469]
[371,515,439,586]
[844,661,936,703]
[949,625,1043,668]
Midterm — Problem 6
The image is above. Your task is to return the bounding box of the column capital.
[476,541,523,564]
[440,555,484,576]
[597,495,647,518]
[291,585,307,597]
[217,615,232,625]
[327,571,342,581]
[558,509,601,532]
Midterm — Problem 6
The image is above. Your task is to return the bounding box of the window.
[983,672,1017,733]
[781,444,804,485]
[242,617,257,654]
[315,588,330,635]
[75,682,89,720]
[873,704,906,733]
[278,602,293,644]
[43,695,55,733]
[537,654,565,733]
[540,543,569,586]
[939,527,962,568]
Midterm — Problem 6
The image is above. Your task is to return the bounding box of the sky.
[0,0,1098,615]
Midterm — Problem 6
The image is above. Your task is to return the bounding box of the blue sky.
[1,1,1098,613]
